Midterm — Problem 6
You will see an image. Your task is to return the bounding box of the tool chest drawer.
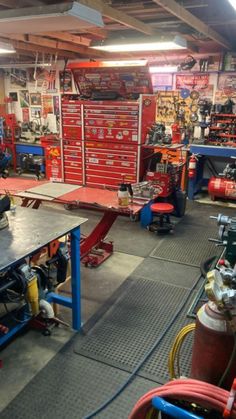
[62,126,82,139]
[63,139,82,148]
[85,173,136,188]
[84,126,138,142]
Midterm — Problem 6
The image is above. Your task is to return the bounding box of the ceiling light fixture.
[0,2,104,34]
[91,36,187,52]
[228,0,236,10]
[149,65,178,73]
[68,60,148,69]
[0,41,15,54]
[0,63,51,69]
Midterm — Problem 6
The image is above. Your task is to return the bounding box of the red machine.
[209,177,236,200]
[145,152,183,198]
[208,160,236,200]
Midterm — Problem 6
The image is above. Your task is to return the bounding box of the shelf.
[211,114,236,117]
[217,133,236,138]
[209,126,225,130]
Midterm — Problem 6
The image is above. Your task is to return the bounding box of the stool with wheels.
[148,202,174,234]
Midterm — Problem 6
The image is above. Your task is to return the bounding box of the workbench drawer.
[85,141,138,153]
[63,139,82,148]
[86,158,136,170]
[62,127,82,139]
[64,164,82,173]
[84,119,138,129]
[85,149,137,163]
[84,127,138,142]
[62,104,81,112]
[62,117,81,126]
[64,173,83,184]
[84,103,139,112]
[85,174,136,188]
[86,156,136,169]
[64,156,82,165]
[86,167,136,179]
[64,149,82,157]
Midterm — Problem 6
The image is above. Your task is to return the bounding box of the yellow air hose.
[168,323,196,379]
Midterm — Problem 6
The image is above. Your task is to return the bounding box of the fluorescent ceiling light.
[0,63,51,68]
[228,0,236,10]
[0,2,104,34]
[91,36,187,52]
[0,41,15,54]
[98,60,148,67]
[149,66,178,73]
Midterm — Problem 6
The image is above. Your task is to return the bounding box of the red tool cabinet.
[61,94,156,188]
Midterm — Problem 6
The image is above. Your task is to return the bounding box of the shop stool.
[148,202,174,234]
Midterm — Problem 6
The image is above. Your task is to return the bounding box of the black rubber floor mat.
[1,353,156,419]
[132,258,201,289]
[187,280,208,319]
[150,222,220,267]
[74,277,196,383]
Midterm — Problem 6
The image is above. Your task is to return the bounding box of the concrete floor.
[1,197,234,413]
[0,203,144,413]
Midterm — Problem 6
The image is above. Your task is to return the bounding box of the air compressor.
[208,159,236,201]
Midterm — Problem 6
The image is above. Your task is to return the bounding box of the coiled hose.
[129,378,236,419]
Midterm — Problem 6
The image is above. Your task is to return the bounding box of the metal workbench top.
[0,207,87,272]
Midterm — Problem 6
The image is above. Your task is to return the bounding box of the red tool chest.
[61,95,156,187]
[61,97,83,184]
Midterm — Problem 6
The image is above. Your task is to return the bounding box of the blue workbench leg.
[140,200,154,228]
[71,227,81,331]
[188,156,205,200]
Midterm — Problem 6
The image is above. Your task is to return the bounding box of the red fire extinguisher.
[188,154,197,178]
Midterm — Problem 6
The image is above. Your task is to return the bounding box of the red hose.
[129,379,236,418]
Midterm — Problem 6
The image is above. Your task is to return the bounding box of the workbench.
[15,142,45,174]
[188,144,236,200]
[0,206,86,346]
[0,178,157,267]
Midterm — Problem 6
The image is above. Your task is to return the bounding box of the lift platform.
[0,178,154,267]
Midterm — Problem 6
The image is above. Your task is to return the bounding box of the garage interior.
[0,1,236,418]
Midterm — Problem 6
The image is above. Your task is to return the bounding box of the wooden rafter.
[0,36,77,58]
[6,34,106,58]
[37,32,91,47]
[79,0,156,35]
[0,0,43,7]
[151,0,231,49]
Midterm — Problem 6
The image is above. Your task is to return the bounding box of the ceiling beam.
[37,32,91,47]
[0,36,77,59]
[79,0,156,35]
[6,34,106,58]
[81,27,108,39]
[151,0,231,49]
[0,0,43,7]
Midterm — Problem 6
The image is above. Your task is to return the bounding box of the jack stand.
[29,314,69,336]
